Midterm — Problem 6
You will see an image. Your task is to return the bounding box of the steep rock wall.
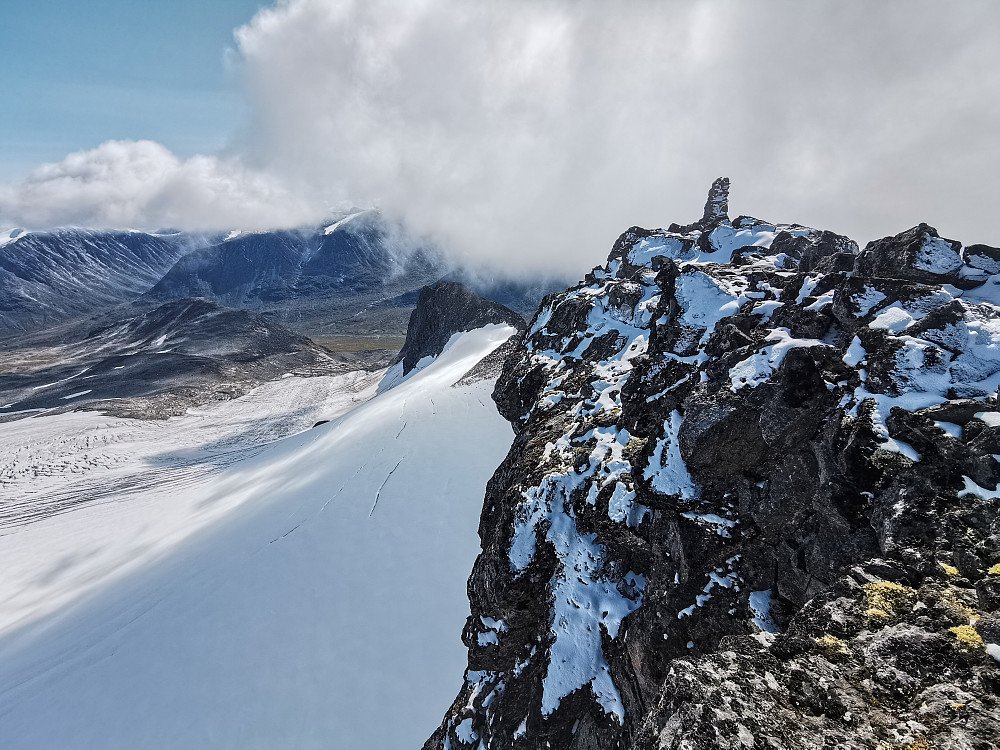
[399,282,525,374]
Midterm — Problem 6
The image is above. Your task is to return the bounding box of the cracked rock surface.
[425,182,1000,750]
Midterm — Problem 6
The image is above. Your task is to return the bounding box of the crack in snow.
[369,459,403,517]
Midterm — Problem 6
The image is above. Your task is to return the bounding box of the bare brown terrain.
[311,336,406,353]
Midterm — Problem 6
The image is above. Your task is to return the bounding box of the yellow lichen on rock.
[814,634,850,655]
[939,562,959,576]
[863,580,914,621]
[988,563,1000,575]
[949,624,984,649]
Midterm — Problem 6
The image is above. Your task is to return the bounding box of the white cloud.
[234,0,1000,270]
[0,140,321,231]
[2,0,999,273]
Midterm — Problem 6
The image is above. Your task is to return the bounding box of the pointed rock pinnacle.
[701,177,730,225]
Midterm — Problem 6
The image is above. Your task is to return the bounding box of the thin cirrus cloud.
[1,0,998,273]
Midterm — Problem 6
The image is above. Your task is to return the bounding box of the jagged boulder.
[425,183,1000,750]
[855,223,989,290]
[398,281,526,374]
[965,244,1000,275]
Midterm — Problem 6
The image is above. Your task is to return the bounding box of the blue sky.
[0,0,266,179]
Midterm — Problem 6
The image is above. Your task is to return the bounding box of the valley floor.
[0,325,517,749]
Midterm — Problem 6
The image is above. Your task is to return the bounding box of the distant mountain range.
[0,228,197,333]
[0,213,568,337]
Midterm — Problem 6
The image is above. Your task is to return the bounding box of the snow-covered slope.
[0,368,384,595]
[0,324,517,750]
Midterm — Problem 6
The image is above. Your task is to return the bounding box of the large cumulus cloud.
[2,0,999,273]
[0,140,320,231]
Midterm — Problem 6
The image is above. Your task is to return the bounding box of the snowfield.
[0,324,518,750]
[0,368,387,632]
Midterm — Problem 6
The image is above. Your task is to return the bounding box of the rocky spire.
[701,176,730,225]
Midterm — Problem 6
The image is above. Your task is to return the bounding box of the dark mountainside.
[0,229,196,332]
[426,180,1000,749]
[143,212,446,334]
[0,213,565,339]
[143,211,565,335]
[0,298,349,420]
[398,281,526,374]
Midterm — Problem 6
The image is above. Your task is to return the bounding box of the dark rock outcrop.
[398,281,526,374]
[426,185,1000,749]
[855,222,990,290]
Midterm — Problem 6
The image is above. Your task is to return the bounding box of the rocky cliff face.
[425,182,1000,749]
[398,281,526,374]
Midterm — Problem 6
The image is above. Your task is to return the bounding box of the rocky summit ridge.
[425,181,1000,749]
